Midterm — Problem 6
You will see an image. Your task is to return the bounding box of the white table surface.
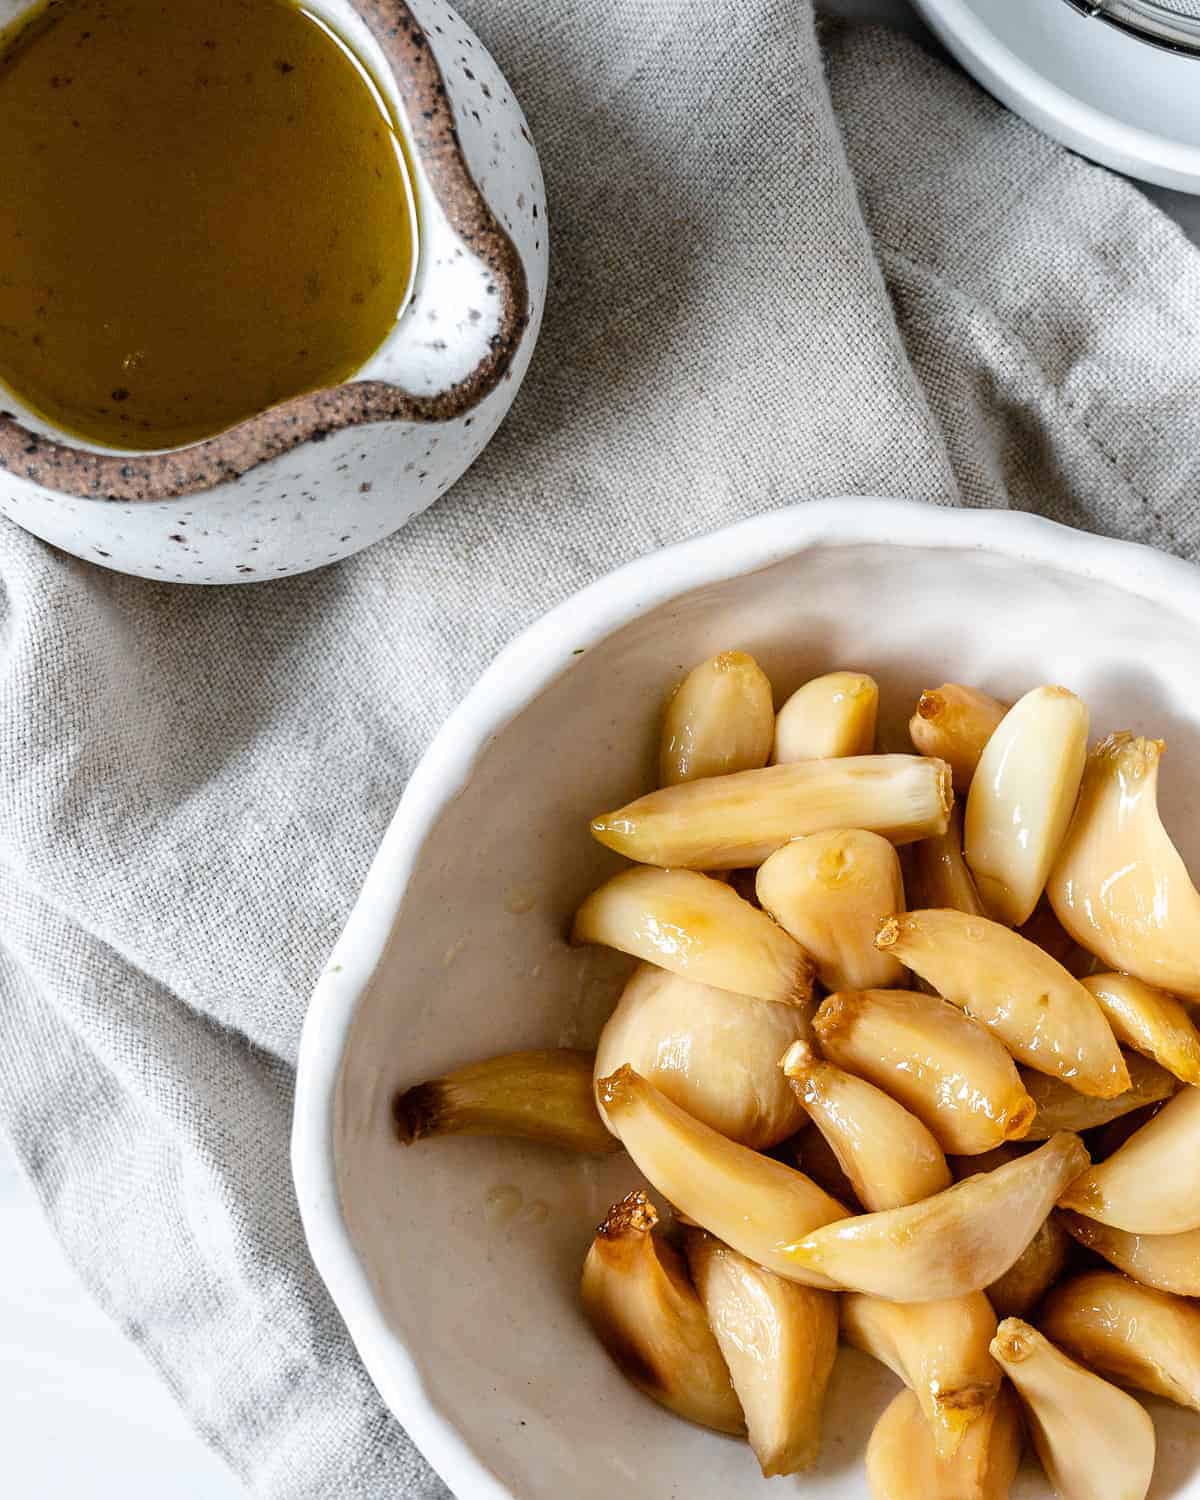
[3,5,1198,1498]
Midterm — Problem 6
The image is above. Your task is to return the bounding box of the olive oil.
[0,0,416,450]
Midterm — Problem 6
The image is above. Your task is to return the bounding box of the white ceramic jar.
[0,0,547,583]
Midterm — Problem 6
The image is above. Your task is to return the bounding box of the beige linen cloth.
[1,2,1198,1495]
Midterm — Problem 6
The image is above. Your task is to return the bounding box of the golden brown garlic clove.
[393,1048,620,1153]
[580,1191,745,1434]
[1058,1082,1200,1233]
[1081,972,1200,1087]
[1049,732,1200,996]
[841,1291,1000,1459]
[781,1039,951,1210]
[596,1065,848,1284]
[906,804,986,917]
[948,1147,1072,1315]
[594,964,808,1149]
[571,866,814,1006]
[865,1384,1023,1500]
[963,686,1089,927]
[813,987,1035,1156]
[757,829,906,991]
[990,1318,1154,1500]
[876,910,1128,1098]
[771,670,878,763]
[1059,1212,1200,1298]
[659,650,774,786]
[782,1132,1089,1301]
[1019,1049,1177,1140]
[589,754,953,869]
[908,682,1008,793]
[685,1230,837,1475]
[1040,1269,1200,1412]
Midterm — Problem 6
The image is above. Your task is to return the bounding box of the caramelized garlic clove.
[948,1147,1071,1314]
[813,987,1035,1156]
[594,964,808,1149]
[596,1065,847,1284]
[907,804,986,916]
[1041,1269,1200,1413]
[964,686,1089,927]
[580,1191,745,1435]
[782,1132,1089,1301]
[1081,972,1200,1087]
[589,754,953,870]
[1060,1212,1200,1298]
[841,1291,1000,1459]
[990,1318,1154,1500]
[989,1215,1072,1319]
[685,1230,837,1475]
[1019,1049,1177,1140]
[876,910,1129,1098]
[908,682,1008,794]
[865,1384,1023,1500]
[1049,732,1200,995]
[771,670,878,763]
[571,866,814,1006]
[757,829,906,991]
[659,650,775,786]
[781,1039,951,1210]
[393,1048,620,1153]
[1058,1082,1200,1233]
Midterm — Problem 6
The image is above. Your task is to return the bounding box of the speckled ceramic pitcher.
[0,0,546,583]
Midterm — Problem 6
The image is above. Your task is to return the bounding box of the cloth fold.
[1,2,1196,1495]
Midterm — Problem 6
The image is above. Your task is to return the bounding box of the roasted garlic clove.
[990,1318,1154,1500]
[771,670,878,763]
[580,1191,745,1434]
[1020,1049,1176,1140]
[865,1384,1023,1500]
[908,682,1008,793]
[781,1039,951,1210]
[571,866,814,1006]
[1058,1082,1200,1233]
[757,829,906,991]
[906,804,986,917]
[393,1048,620,1153]
[685,1230,837,1475]
[594,965,808,1149]
[1041,1269,1200,1412]
[783,1133,1089,1301]
[948,1145,1071,1314]
[597,1065,848,1284]
[841,1291,1000,1459]
[589,754,953,869]
[876,910,1129,1098]
[1081,972,1200,1087]
[1060,1212,1200,1298]
[989,1216,1072,1319]
[659,650,775,786]
[964,686,1089,927]
[813,987,1035,1156]
[1049,732,1200,996]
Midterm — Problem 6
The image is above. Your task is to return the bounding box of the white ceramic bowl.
[911,0,1200,193]
[293,498,1200,1499]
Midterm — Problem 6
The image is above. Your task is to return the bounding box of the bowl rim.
[291,496,1200,1500]
[910,0,1200,193]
